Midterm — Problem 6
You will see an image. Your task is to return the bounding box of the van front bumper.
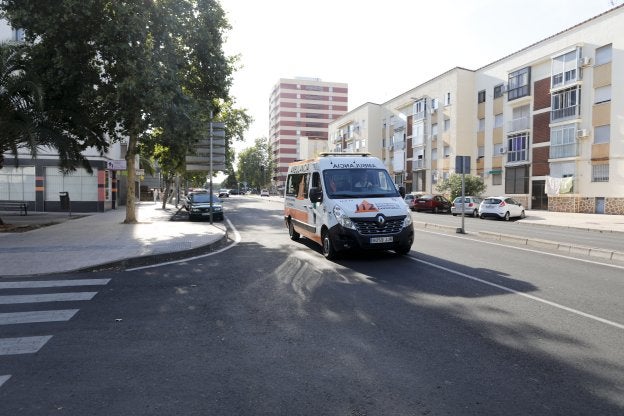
[328,223,414,252]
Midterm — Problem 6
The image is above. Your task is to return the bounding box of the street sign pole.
[209,110,214,225]
[455,155,470,234]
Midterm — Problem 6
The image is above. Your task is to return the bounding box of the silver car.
[479,196,526,221]
[451,196,482,217]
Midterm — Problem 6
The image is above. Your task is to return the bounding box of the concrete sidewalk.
[0,202,227,277]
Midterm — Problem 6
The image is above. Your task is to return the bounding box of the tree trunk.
[124,132,138,223]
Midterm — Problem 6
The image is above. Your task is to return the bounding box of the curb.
[414,221,624,262]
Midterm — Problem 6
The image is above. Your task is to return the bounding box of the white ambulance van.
[283,152,414,259]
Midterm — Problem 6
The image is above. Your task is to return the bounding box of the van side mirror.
[398,186,406,198]
[309,187,323,203]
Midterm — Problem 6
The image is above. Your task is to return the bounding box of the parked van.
[283,152,414,259]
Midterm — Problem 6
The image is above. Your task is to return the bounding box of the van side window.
[286,173,308,199]
[312,172,321,190]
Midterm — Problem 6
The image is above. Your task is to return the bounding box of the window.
[478,146,485,158]
[493,84,505,98]
[0,166,35,201]
[492,173,502,185]
[594,125,610,144]
[412,121,424,146]
[551,87,580,121]
[443,146,450,158]
[550,124,578,158]
[510,105,530,131]
[507,133,528,163]
[594,85,611,104]
[505,165,529,194]
[592,163,609,182]
[494,113,503,128]
[550,161,575,178]
[551,50,579,89]
[444,92,451,106]
[430,123,438,139]
[477,90,486,103]
[595,44,612,66]
[478,118,485,132]
[431,148,438,160]
[430,98,438,110]
[444,118,450,131]
[508,67,530,101]
[286,173,308,198]
[413,99,426,117]
[45,167,98,201]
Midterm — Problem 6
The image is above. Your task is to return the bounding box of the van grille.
[353,217,404,235]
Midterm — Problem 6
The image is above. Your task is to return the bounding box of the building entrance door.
[531,180,548,210]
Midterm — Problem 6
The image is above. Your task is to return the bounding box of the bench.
[0,201,28,216]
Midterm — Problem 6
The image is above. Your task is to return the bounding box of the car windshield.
[323,169,400,199]
[190,193,220,203]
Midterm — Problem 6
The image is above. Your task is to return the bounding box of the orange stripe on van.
[284,207,308,222]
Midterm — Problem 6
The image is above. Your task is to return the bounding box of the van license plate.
[370,236,393,244]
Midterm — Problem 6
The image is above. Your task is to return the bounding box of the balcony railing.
[550,142,579,159]
[413,159,425,169]
[506,149,528,163]
[508,116,530,132]
[551,105,579,122]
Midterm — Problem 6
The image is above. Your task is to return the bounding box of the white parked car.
[260,189,270,197]
[451,196,482,217]
[479,196,526,221]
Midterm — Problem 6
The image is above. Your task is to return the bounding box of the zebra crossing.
[0,278,110,388]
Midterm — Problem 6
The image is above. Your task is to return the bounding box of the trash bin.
[59,192,70,212]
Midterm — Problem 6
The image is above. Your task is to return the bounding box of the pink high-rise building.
[269,77,348,189]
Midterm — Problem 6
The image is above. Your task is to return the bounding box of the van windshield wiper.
[330,193,356,198]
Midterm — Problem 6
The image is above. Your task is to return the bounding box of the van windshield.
[323,169,400,199]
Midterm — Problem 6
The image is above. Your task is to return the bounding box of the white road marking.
[0,292,97,305]
[0,375,11,387]
[407,255,624,330]
[0,336,53,355]
[0,279,110,289]
[0,310,79,325]
[420,229,624,271]
[127,219,240,271]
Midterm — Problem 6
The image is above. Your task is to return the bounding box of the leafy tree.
[435,173,487,201]
[1,0,234,223]
[237,138,274,191]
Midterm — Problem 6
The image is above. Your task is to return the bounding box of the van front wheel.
[288,220,300,241]
[322,230,337,260]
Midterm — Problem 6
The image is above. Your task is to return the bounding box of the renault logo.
[376,214,386,226]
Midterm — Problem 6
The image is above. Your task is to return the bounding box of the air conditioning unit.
[577,128,589,138]
[580,56,592,67]
[498,148,507,154]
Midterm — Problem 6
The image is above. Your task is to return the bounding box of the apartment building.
[269,77,348,188]
[329,5,624,214]
[328,102,384,159]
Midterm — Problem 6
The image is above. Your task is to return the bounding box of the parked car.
[451,196,483,217]
[260,189,270,197]
[218,189,230,197]
[413,194,451,213]
[404,193,424,211]
[186,192,224,221]
[479,196,525,221]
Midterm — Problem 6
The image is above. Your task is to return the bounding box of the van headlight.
[403,210,413,227]
[333,205,356,230]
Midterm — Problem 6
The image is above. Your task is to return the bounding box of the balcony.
[550,142,579,159]
[508,116,530,132]
[551,105,579,122]
[413,159,425,169]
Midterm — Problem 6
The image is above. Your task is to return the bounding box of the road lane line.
[127,219,240,271]
[407,256,624,330]
[419,229,624,271]
[0,279,110,289]
[0,375,10,386]
[0,310,79,325]
[0,336,53,355]
[0,292,97,305]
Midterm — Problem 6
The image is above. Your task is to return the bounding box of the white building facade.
[329,5,624,214]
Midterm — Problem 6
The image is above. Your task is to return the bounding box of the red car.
[413,194,452,213]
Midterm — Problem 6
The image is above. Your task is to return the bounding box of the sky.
[220,0,619,156]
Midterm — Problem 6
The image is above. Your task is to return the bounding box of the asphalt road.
[1,196,623,415]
